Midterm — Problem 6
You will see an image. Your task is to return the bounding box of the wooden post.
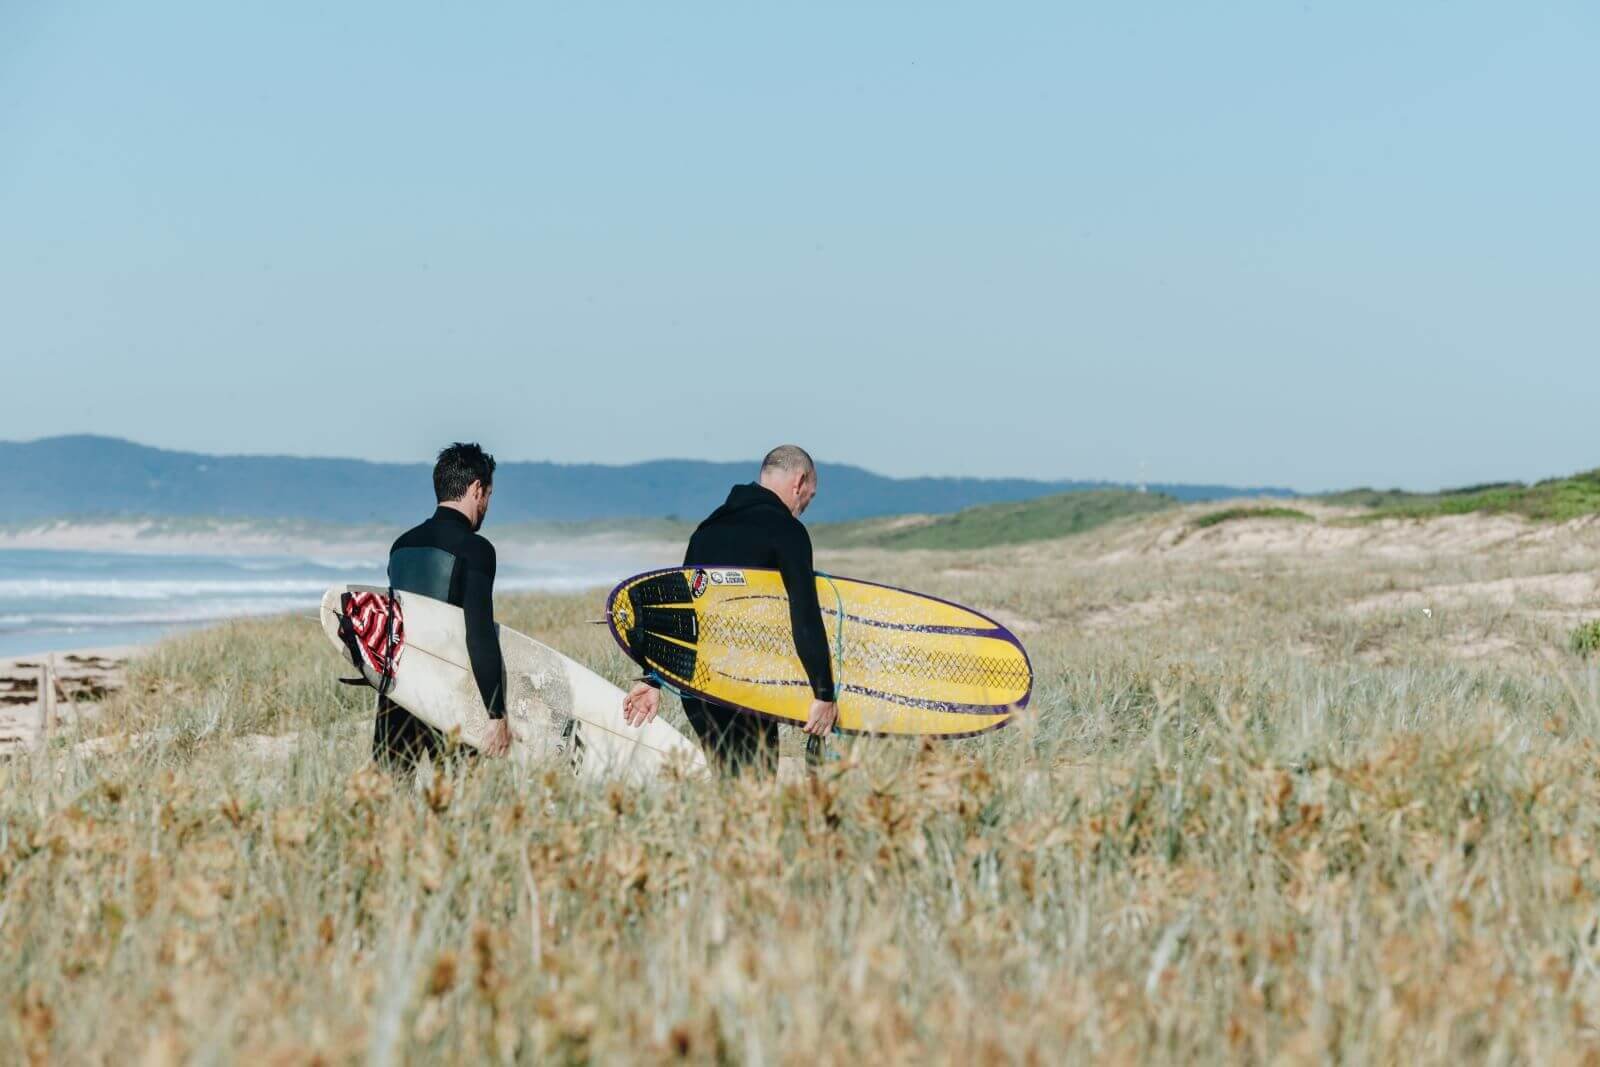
[50,659,75,719]
[40,659,56,736]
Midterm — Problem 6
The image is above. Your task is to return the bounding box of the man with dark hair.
[376,442,510,771]
[622,444,838,776]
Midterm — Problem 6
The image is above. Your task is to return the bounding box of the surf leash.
[644,669,686,699]
[817,571,847,671]
[810,571,847,768]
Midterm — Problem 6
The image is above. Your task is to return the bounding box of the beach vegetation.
[1572,620,1600,658]
[812,489,1176,550]
[6,521,1600,1059]
[1191,506,1315,530]
[1329,469,1600,522]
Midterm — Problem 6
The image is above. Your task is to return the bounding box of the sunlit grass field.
[6,512,1600,1063]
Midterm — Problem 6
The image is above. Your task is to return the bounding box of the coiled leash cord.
[806,572,846,770]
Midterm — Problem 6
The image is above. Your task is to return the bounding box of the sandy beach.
[0,644,138,754]
[0,518,681,566]
[0,518,394,560]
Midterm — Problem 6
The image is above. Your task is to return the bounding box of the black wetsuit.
[375,506,504,771]
[674,483,835,775]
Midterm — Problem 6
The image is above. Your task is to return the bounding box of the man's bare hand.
[482,717,512,757]
[623,683,660,728]
[803,699,838,737]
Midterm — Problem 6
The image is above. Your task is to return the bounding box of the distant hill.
[1323,469,1600,522]
[0,436,1296,525]
[813,489,1177,549]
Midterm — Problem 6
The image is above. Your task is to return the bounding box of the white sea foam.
[0,546,660,656]
[0,598,317,631]
[306,556,386,570]
[0,578,344,600]
[0,573,624,609]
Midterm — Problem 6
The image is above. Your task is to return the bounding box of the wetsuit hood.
[704,482,791,524]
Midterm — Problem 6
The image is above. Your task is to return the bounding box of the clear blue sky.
[3,2,1595,491]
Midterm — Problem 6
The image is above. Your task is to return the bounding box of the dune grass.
[1328,469,1600,523]
[5,534,1600,1062]
[1191,506,1315,530]
[813,489,1176,550]
[1573,620,1600,658]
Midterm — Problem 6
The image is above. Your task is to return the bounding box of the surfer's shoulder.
[388,520,428,554]
[462,531,497,573]
[777,508,810,538]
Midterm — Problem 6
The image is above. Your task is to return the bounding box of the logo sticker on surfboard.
[710,570,746,586]
[691,569,710,598]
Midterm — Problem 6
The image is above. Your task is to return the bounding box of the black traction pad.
[639,605,699,643]
[640,631,697,683]
[627,571,694,609]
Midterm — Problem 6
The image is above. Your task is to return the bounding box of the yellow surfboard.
[606,567,1031,737]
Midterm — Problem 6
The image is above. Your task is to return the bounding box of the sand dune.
[1092,503,1600,564]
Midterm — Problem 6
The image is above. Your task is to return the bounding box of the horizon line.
[4,433,1304,493]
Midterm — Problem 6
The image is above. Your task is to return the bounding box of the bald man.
[622,445,838,775]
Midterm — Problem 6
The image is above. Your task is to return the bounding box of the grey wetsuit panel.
[388,546,459,602]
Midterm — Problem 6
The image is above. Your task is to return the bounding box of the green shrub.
[1191,506,1314,530]
[1341,468,1600,523]
[813,489,1177,550]
[1572,619,1600,657]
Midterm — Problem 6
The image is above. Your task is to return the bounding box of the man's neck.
[438,500,476,527]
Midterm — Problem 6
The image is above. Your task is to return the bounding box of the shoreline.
[0,623,198,662]
[0,518,683,562]
[0,528,683,663]
[0,519,392,560]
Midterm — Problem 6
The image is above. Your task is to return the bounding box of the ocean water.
[0,547,652,658]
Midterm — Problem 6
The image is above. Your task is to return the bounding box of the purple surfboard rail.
[604,566,1032,739]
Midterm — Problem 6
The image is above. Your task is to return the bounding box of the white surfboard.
[321,585,704,782]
